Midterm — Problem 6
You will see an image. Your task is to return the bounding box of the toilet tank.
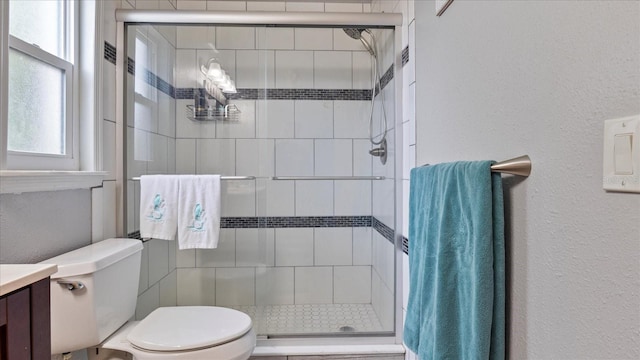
[40,238,143,354]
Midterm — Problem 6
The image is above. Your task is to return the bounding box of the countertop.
[0,264,58,296]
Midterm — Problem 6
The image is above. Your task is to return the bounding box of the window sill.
[0,171,107,194]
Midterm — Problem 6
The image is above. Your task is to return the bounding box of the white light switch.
[614,134,633,174]
[603,115,640,193]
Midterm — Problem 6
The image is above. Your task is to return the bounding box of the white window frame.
[0,0,105,193]
[5,0,78,171]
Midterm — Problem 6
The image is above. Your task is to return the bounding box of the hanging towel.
[404,161,505,360]
[177,175,222,249]
[140,175,180,240]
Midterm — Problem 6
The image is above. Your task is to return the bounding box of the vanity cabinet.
[0,265,56,360]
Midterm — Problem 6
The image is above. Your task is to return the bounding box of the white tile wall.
[136,283,160,320]
[275,51,314,88]
[159,270,178,306]
[295,267,333,304]
[207,0,246,11]
[275,139,314,176]
[236,50,276,88]
[314,51,352,89]
[334,101,371,139]
[176,26,215,49]
[236,229,275,267]
[324,2,364,13]
[215,267,256,305]
[158,270,178,306]
[177,268,216,305]
[148,239,170,285]
[295,180,334,216]
[352,51,373,89]
[257,28,294,50]
[334,266,371,303]
[221,180,257,216]
[256,179,295,216]
[216,26,255,50]
[353,228,373,266]
[334,180,372,216]
[294,101,334,139]
[294,28,332,50]
[256,100,295,138]
[314,228,352,266]
[196,139,236,175]
[196,229,236,267]
[314,139,353,176]
[285,2,324,12]
[177,0,206,10]
[275,228,314,266]
[246,1,285,12]
[236,139,275,177]
[256,267,294,304]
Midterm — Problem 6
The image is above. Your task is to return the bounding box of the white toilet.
[41,238,256,360]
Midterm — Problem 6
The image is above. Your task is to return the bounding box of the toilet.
[40,238,256,360]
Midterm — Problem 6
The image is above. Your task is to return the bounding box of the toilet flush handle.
[57,280,85,291]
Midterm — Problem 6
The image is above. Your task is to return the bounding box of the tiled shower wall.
[172,24,396,330]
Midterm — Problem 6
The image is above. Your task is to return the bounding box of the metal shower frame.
[114,9,405,348]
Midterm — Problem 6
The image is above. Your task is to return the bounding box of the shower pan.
[115,10,403,345]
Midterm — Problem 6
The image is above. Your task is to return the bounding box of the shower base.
[227,303,385,335]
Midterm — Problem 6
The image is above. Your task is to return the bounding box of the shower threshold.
[227,303,385,335]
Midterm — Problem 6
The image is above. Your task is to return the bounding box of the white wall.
[414,1,640,358]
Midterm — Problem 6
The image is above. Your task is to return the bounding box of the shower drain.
[339,326,356,332]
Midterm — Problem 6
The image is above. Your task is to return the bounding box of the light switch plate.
[603,115,640,193]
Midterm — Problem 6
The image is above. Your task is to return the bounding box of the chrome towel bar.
[131,176,256,181]
[271,176,386,181]
[490,155,531,177]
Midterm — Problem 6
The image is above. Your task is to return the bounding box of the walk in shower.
[116,10,402,341]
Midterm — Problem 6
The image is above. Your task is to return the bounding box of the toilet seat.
[127,306,253,352]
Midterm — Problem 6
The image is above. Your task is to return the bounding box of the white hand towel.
[140,175,179,240]
[177,175,221,249]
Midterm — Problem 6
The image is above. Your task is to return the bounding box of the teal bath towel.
[404,161,505,360]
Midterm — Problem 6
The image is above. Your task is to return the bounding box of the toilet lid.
[127,306,252,351]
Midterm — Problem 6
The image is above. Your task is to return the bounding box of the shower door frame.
[114,9,405,347]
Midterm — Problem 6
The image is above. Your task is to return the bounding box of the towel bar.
[131,176,256,181]
[421,155,531,177]
[490,155,531,177]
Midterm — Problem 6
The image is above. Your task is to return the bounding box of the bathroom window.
[4,0,78,170]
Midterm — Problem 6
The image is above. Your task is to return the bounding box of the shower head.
[342,28,376,57]
[343,28,367,40]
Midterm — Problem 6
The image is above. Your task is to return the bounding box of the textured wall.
[414,0,640,358]
[0,190,91,264]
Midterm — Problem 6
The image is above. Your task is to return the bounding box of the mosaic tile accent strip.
[379,64,394,92]
[127,57,135,75]
[402,236,409,255]
[176,88,372,101]
[228,303,384,335]
[131,216,404,249]
[372,217,395,243]
[402,46,409,67]
[104,42,116,65]
[221,216,372,229]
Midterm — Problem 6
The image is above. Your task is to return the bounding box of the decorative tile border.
[106,41,409,102]
[221,216,372,228]
[129,215,408,252]
[104,42,116,65]
[401,46,409,67]
[226,88,372,101]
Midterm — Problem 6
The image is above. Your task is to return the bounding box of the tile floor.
[228,303,385,335]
